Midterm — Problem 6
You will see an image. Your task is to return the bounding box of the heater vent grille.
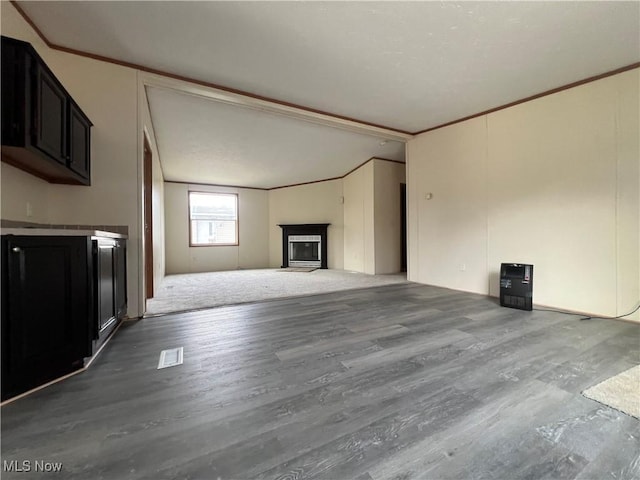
[503,295,526,308]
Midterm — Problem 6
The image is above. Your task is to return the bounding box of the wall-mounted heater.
[500,263,533,311]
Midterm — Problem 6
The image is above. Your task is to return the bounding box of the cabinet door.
[114,240,128,319]
[1,236,91,400]
[68,102,91,180]
[1,39,27,145]
[32,61,67,165]
[96,242,117,334]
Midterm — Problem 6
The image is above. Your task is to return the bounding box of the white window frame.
[188,191,239,247]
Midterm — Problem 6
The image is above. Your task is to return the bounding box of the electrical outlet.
[460,263,466,271]
[26,202,33,218]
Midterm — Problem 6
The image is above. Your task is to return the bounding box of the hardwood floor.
[2,283,639,479]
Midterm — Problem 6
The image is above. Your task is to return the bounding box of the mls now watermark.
[3,460,63,473]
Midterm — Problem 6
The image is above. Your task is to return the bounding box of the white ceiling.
[146,86,404,189]
[15,1,640,187]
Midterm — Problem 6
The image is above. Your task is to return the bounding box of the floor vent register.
[157,347,184,369]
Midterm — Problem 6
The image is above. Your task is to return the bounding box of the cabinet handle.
[12,247,21,253]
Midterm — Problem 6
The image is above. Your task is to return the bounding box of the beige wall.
[165,163,405,275]
[140,88,166,292]
[151,139,166,292]
[165,182,269,273]
[268,180,344,269]
[373,159,406,274]
[407,69,639,320]
[1,164,51,223]
[1,2,145,316]
[343,162,375,273]
[344,159,406,274]
[407,118,489,293]
[615,71,640,323]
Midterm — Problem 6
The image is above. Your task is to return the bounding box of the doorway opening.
[400,183,407,272]
[143,135,154,300]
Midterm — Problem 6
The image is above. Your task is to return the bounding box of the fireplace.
[289,235,321,267]
[279,224,330,269]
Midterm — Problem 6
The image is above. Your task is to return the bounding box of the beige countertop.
[1,228,128,239]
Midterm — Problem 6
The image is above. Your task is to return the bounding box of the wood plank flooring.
[1,283,639,479]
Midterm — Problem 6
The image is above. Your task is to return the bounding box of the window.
[189,192,238,246]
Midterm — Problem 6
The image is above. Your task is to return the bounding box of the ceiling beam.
[140,72,413,142]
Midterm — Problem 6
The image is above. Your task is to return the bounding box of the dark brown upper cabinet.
[1,36,92,185]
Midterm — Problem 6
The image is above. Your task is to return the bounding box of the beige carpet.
[146,268,408,316]
[582,365,640,419]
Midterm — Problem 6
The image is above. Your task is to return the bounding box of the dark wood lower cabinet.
[1,236,92,400]
[1,234,127,401]
[93,237,127,352]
